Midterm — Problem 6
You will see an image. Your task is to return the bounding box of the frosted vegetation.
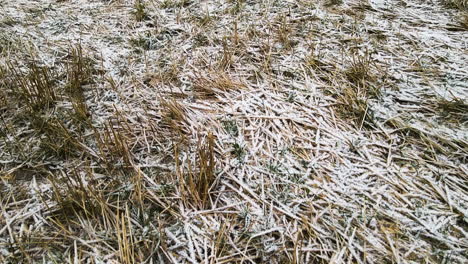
[0,0,467,263]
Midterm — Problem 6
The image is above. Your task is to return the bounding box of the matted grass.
[0,0,467,263]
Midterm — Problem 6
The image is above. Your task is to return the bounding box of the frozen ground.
[0,0,467,263]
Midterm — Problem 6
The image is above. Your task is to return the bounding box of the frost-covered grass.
[0,0,467,263]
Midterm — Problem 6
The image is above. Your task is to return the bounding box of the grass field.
[0,0,467,263]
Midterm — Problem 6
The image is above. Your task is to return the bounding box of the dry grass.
[192,72,246,99]
[1,0,467,263]
[177,132,217,209]
[459,12,468,28]
[442,0,468,9]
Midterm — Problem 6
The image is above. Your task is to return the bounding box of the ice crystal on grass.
[0,0,467,263]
